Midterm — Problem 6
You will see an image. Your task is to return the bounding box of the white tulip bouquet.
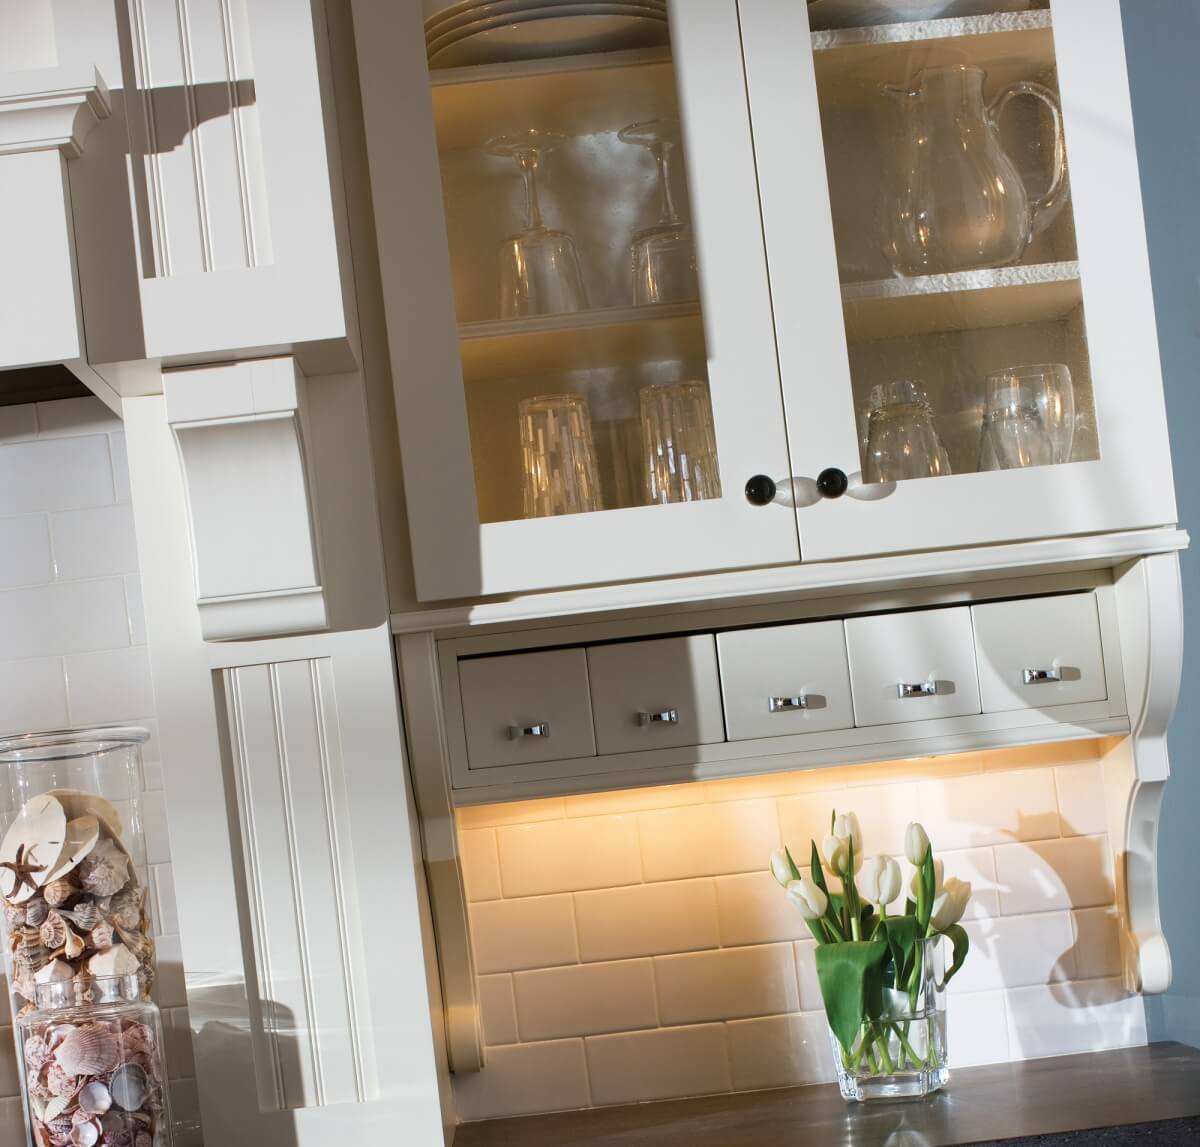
[771,812,971,1091]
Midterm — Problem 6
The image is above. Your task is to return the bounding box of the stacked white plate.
[424,0,669,68]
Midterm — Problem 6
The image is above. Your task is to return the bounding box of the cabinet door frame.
[355,0,799,602]
[739,0,1177,562]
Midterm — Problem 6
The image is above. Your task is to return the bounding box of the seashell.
[42,1094,71,1124]
[63,926,85,960]
[47,1060,78,1098]
[35,959,75,986]
[4,901,26,929]
[135,1133,152,1147]
[46,790,123,842]
[89,921,114,951]
[26,898,49,926]
[78,840,129,898]
[116,926,152,961]
[14,972,37,1001]
[43,879,76,908]
[25,1034,52,1072]
[118,1021,156,1058]
[55,1023,120,1076]
[87,942,139,979]
[40,911,68,950]
[66,900,99,931]
[77,1081,112,1117]
[110,902,141,932]
[44,1112,73,1141]
[44,817,100,885]
[0,794,67,903]
[68,1118,100,1147]
[109,1063,149,1112]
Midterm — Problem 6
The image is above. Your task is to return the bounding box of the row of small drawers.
[456,593,1108,772]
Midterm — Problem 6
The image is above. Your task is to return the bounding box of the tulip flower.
[786,876,828,920]
[904,822,931,866]
[833,811,863,855]
[909,857,944,902]
[770,850,792,888]
[929,877,972,932]
[822,812,864,877]
[858,854,902,909]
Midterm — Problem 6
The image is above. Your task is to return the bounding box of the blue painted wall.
[1121,0,1200,1048]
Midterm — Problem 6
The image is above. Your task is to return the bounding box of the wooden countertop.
[455,1043,1200,1146]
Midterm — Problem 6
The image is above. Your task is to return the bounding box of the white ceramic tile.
[457,797,566,830]
[49,503,139,579]
[0,1028,18,1097]
[478,974,519,1046]
[153,934,188,1010]
[164,1007,196,1077]
[110,433,131,503]
[794,941,822,1013]
[0,404,38,442]
[982,740,1101,773]
[469,896,579,974]
[0,655,67,735]
[575,879,719,962]
[497,815,642,897]
[585,1024,730,1106]
[65,644,155,725]
[168,1078,204,1147]
[842,752,985,788]
[36,396,122,437]
[455,1039,590,1120]
[995,836,1115,915]
[0,578,129,659]
[897,847,1000,920]
[949,990,1010,1067]
[1054,762,1109,837]
[564,782,705,818]
[715,870,812,947]
[125,574,147,645]
[917,769,1061,851]
[655,944,799,1026]
[142,796,170,873]
[1072,906,1123,980]
[0,514,52,586]
[727,1012,831,1091]
[514,959,657,1041]
[638,800,780,882]
[0,435,114,514]
[460,828,502,902]
[778,783,916,860]
[1005,978,1146,1059]
[153,863,180,936]
[951,912,1075,994]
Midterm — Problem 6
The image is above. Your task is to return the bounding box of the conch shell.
[54,1024,120,1077]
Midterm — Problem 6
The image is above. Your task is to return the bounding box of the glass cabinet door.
[739,0,1175,563]
[383,0,798,601]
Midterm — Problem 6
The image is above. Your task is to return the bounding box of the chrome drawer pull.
[769,695,809,713]
[1023,668,1062,685]
[509,722,550,739]
[638,709,679,726]
[897,682,938,699]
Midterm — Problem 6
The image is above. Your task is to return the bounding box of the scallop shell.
[43,878,76,908]
[68,1118,100,1147]
[55,1023,121,1076]
[25,1034,52,1072]
[78,840,130,898]
[109,1063,149,1112]
[77,1081,112,1117]
[40,911,68,950]
[47,1060,78,1098]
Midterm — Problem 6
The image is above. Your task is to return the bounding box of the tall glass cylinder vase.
[0,728,157,1017]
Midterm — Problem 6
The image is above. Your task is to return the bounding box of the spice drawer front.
[718,620,854,741]
[845,607,982,728]
[459,648,596,770]
[972,594,1108,713]
[587,635,725,755]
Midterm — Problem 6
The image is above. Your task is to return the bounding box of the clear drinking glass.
[19,974,174,1146]
[829,936,950,1102]
[978,394,1054,471]
[639,380,721,504]
[863,380,952,483]
[489,129,588,318]
[618,120,699,306]
[519,393,603,518]
[0,727,157,1022]
[985,363,1076,464]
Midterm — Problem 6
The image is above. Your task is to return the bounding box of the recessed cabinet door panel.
[972,594,1106,713]
[738,0,1176,563]
[587,635,724,754]
[845,608,981,727]
[717,621,853,740]
[459,649,596,769]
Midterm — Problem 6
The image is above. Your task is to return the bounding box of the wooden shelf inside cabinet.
[430,47,676,151]
[812,11,1055,103]
[458,302,704,385]
[841,260,1081,340]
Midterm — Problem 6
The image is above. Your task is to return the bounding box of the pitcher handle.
[989,81,1070,241]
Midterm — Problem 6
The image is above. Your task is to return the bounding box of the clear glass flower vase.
[828,935,950,1101]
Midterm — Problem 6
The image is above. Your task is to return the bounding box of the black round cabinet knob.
[816,467,849,500]
[744,474,777,506]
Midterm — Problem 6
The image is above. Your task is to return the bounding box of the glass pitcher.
[881,64,1069,277]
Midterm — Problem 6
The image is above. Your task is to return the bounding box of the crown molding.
[0,65,110,158]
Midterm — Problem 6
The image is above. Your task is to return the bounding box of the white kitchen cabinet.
[358,0,1176,604]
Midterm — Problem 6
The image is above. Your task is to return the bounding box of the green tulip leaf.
[879,914,920,985]
[784,846,803,882]
[809,840,829,895]
[943,923,970,985]
[815,939,889,1054]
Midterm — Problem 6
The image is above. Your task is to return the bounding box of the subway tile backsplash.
[0,400,198,1146]
[456,741,1146,1122]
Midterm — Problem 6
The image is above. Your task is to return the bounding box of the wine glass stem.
[652,141,681,226]
[517,148,544,231]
